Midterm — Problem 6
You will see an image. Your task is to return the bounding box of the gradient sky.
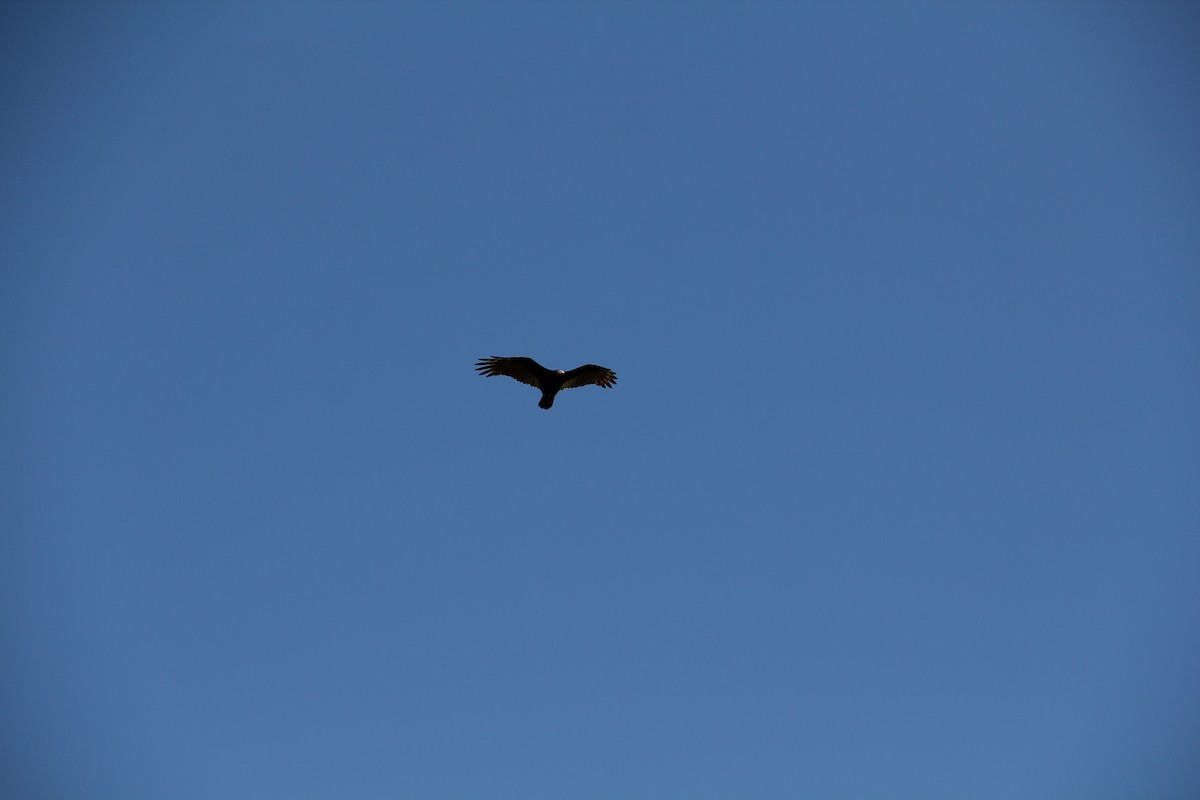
[3,2,1199,798]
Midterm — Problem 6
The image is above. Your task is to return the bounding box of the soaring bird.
[475,356,618,409]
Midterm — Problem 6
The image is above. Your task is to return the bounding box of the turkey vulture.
[475,356,617,409]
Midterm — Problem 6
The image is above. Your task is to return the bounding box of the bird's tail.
[538,392,555,409]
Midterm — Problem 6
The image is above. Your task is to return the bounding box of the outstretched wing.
[475,356,550,389]
[561,364,618,390]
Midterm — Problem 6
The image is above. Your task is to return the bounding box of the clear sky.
[3,2,1199,798]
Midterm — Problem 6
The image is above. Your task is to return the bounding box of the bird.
[475,356,617,409]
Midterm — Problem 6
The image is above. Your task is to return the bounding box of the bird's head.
[555,369,565,374]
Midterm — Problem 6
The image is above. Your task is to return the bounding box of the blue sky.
[3,1,1199,798]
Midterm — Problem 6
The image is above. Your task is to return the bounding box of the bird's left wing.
[560,364,618,390]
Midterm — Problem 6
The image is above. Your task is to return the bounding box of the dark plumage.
[475,356,618,409]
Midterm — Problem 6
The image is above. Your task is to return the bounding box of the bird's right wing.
[474,356,547,389]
